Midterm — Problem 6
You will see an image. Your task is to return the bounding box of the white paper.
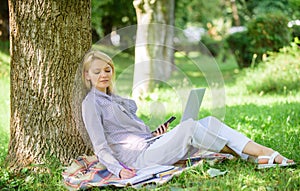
[119,165,175,185]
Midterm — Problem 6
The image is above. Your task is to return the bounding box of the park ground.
[0,43,299,190]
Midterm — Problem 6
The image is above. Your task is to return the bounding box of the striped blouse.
[82,87,153,176]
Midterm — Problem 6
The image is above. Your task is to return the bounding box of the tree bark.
[230,0,240,26]
[132,0,174,99]
[7,0,93,170]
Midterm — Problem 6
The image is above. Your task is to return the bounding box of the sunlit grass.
[0,51,10,78]
[0,77,9,169]
[0,43,299,190]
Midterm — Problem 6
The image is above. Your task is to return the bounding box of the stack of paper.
[118,165,178,185]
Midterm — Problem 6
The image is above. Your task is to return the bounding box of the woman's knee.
[199,116,220,126]
[177,119,198,134]
[205,116,220,122]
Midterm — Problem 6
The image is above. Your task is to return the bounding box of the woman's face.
[85,59,113,93]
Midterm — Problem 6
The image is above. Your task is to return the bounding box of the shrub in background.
[247,13,291,63]
[200,35,222,57]
[226,13,292,68]
[238,38,300,94]
[226,31,252,68]
[291,24,300,38]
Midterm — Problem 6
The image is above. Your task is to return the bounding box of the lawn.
[0,44,299,190]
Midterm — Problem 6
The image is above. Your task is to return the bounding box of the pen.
[156,168,179,178]
[119,162,132,171]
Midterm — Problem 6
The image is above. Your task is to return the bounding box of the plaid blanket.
[62,153,233,190]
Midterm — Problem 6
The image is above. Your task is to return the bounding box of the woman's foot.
[243,141,294,164]
[256,151,295,169]
[257,152,294,164]
[242,142,295,169]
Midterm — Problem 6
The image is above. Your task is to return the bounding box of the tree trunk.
[230,0,240,26]
[7,0,93,170]
[132,0,174,99]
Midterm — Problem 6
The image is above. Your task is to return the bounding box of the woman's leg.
[220,145,239,157]
[198,116,251,159]
[200,116,294,164]
[133,119,229,168]
[134,117,293,168]
[242,141,294,164]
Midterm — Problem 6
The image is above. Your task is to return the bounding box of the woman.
[81,50,295,179]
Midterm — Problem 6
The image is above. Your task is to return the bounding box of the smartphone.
[163,116,176,126]
[151,116,176,134]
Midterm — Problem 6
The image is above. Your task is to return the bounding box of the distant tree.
[7,0,93,169]
[91,0,136,39]
[175,0,223,28]
[229,0,241,26]
[288,0,300,18]
[252,0,290,15]
[0,0,9,41]
[236,0,297,22]
[132,0,175,99]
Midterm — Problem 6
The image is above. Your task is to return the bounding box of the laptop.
[145,88,206,142]
[180,88,206,122]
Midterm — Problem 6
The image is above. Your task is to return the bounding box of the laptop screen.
[181,88,206,122]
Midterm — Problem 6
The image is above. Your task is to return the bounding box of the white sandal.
[256,151,296,169]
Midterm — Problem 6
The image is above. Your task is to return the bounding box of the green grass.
[0,42,10,168]
[0,43,299,190]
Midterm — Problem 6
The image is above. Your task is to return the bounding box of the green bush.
[247,13,291,62]
[238,38,300,94]
[227,13,292,68]
[291,24,300,38]
[226,31,252,68]
[200,35,222,57]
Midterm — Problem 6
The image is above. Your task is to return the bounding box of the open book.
[118,165,178,185]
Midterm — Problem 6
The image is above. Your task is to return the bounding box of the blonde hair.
[82,50,115,94]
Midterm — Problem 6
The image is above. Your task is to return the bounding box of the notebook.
[145,88,206,143]
[117,165,178,185]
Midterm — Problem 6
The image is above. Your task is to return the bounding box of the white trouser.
[133,116,251,168]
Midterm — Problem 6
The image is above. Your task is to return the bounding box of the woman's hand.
[152,123,169,137]
[119,168,136,179]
